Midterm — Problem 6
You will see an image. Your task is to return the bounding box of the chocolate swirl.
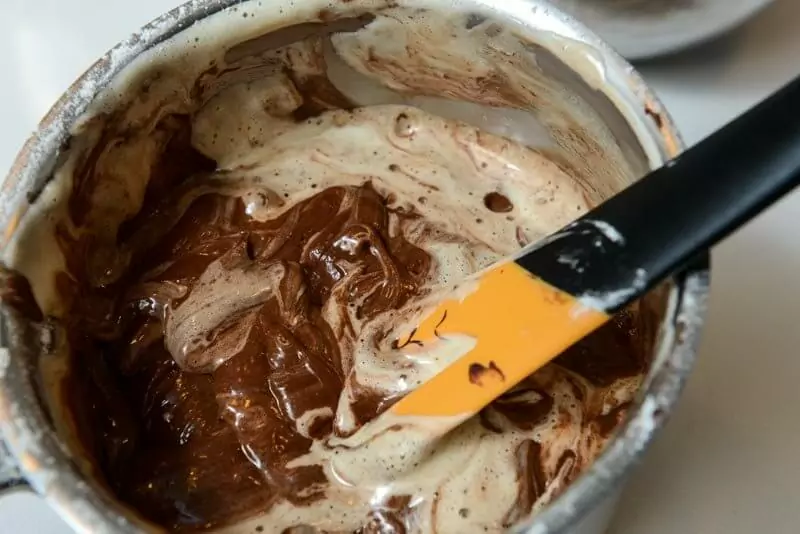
[52,133,649,531]
[75,181,431,528]
[1,13,657,533]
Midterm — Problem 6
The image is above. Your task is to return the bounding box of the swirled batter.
[0,6,659,534]
[55,103,649,533]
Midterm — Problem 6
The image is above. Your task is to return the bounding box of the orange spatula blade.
[390,262,609,418]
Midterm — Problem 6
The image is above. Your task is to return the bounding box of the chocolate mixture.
[45,155,646,531]
[0,10,659,534]
[64,177,434,529]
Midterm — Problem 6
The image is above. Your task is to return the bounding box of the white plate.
[550,0,775,60]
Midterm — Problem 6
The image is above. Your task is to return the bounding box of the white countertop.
[2,1,800,532]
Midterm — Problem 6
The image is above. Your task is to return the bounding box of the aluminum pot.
[0,0,709,532]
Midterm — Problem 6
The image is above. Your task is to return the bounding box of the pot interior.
[0,1,676,532]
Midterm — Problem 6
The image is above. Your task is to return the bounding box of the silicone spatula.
[387,74,800,431]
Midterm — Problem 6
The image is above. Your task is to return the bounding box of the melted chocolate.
[555,312,646,387]
[0,18,656,532]
[502,439,546,527]
[0,268,43,322]
[1,144,653,533]
[468,360,505,386]
[62,178,431,529]
[39,163,649,531]
[483,192,514,213]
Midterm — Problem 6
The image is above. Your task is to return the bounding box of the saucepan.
[0,0,708,532]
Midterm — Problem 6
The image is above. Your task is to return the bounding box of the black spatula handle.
[517,75,800,312]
